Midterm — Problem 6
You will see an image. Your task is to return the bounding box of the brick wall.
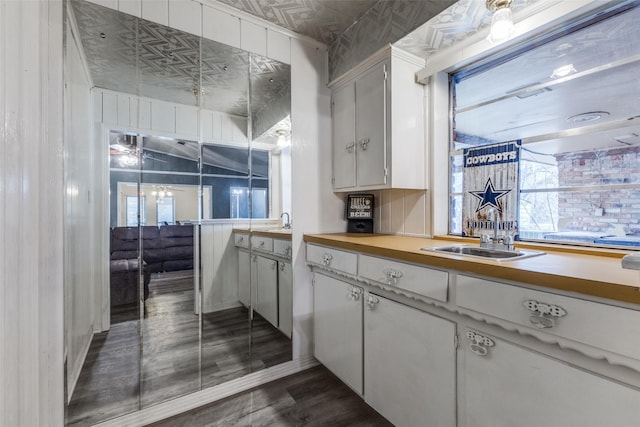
[555,146,640,234]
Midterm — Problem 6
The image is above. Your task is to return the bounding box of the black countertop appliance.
[346,193,374,233]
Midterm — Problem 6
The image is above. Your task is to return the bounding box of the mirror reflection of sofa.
[109,224,194,306]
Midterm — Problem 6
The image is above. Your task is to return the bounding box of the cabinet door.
[277,261,292,338]
[365,294,456,427]
[255,256,278,328]
[462,329,640,427]
[237,249,250,307]
[313,273,363,394]
[356,63,387,187]
[332,82,357,190]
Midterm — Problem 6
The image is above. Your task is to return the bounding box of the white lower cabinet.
[365,293,456,427]
[255,255,278,328]
[461,328,640,427]
[313,273,363,394]
[278,261,292,338]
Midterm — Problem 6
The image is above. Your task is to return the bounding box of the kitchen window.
[449,3,640,248]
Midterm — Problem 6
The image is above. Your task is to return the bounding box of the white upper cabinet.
[330,46,426,192]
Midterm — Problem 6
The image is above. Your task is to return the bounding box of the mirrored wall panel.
[64,1,291,425]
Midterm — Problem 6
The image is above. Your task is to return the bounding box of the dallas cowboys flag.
[462,141,521,238]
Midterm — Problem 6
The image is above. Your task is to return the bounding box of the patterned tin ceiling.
[214,0,379,46]
[70,0,290,117]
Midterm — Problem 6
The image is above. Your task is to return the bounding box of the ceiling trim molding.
[198,0,328,50]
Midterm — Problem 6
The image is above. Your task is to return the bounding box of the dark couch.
[109,224,194,306]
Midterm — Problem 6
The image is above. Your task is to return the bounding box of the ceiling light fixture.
[567,111,609,124]
[550,64,577,79]
[486,0,515,44]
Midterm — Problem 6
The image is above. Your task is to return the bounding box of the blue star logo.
[470,178,511,213]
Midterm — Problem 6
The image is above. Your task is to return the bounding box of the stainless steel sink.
[421,244,544,261]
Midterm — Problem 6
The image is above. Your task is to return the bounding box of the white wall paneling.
[267,30,291,64]
[169,0,202,36]
[118,0,142,17]
[202,5,241,49]
[0,0,64,425]
[240,20,267,56]
[96,89,206,140]
[374,189,430,237]
[86,0,117,9]
[142,0,170,26]
[290,39,339,359]
[65,18,103,402]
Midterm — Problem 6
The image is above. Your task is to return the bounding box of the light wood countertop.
[234,228,292,240]
[304,233,640,306]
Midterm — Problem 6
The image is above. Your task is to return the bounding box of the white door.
[332,82,357,189]
[462,328,640,427]
[255,255,278,328]
[356,63,387,187]
[364,293,456,427]
[238,249,250,307]
[313,273,363,394]
[277,261,292,338]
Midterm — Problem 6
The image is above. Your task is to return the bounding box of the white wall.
[64,16,104,400]
[0,1,64,425]
[290,39,343,358]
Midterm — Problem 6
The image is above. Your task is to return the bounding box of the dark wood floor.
[66,271,292,427]
[147,365,393,427]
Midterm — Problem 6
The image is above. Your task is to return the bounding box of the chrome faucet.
[481,208,514,251]
[281,212,291,229]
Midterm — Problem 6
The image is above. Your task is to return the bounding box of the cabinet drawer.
[274,239,292,259]
[359,255,448,302]
[307,244,357,276]
[251,235,273,252]
[457,274,640,360]
[234,233,249,248]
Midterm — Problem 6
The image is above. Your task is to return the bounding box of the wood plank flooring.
[66,271,292,427]
[146,365,394,427]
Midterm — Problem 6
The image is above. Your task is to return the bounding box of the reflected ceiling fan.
[109,135,168,166]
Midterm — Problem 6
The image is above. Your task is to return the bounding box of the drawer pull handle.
[271,261,277,270]
[322,253,333,266]
[523,300,567,329]
[383,268,403,285]
[259,241,265,248]
[359,138,370,151]
[279,262,285,272]
[466,330,495,357]
[285,246,292,257]
[365,294,379,310]
[346,142,355,153]
[238,236,244,242]
[347,285,363,301]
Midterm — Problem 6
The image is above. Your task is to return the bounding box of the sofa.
[109,224,194,306]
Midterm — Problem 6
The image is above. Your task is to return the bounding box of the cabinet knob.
[365,294,379,310]
[359,138,370,151]
[466,330,495,357]
[279,262,285,272]
[523,300,567,329]
[238,236,244,242]
[382,268,403,285]
[285,246,292,257]
[346,142,355,153]
[271,261,277,270]
[322,253,333,266]
[347,285,363,301]
[259,241,265,248]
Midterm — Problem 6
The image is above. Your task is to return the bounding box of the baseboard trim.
[93,355,319,427]
[66,327,93,404]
